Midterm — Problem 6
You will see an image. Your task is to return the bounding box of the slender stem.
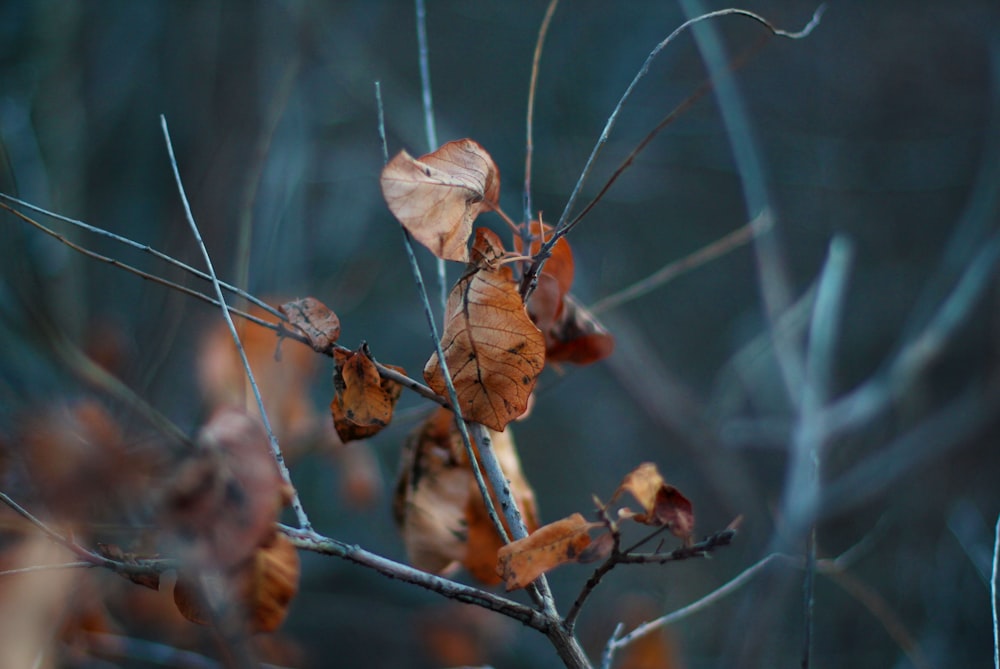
[521,5,826,301]
[0,562,95,577]
[160,116,311,532]
[523,0,560,227]
[0,193,284,320]
[414,0,448,315]
[280,525,545,630]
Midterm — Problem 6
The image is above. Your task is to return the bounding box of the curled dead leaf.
[545,294,615,365]
[381,139,499,262]
[515,221,575,334]
[496,513,600,591]
[330,346,404,442]
[424,228,545,431]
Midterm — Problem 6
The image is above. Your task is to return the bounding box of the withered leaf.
[424,228,545,431]
[280,297,341,353]
[381,139,499,263]
[497,513,599,591]
[330,347,404,442]
[614,462,694,542]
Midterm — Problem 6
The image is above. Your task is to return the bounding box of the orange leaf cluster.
[393,407,538,584]
[330,346,404,442]
[381,139,500,262]
[424,228,546,431]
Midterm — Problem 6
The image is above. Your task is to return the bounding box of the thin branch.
[993,512,1000,669]
[521,5,825,302]
[414,0,448,315]
[0,193,283,321]
[0,562,95,577]
[280,525,546,630]
[610,553,786,652]
[590,218,763,314]
[523,0,560,227]
[160,116,311,532]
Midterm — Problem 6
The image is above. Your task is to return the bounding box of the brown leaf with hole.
[163,408,286,569]
[381,139,499,262]
[394,408,539,583]
[330,347,404,442]
[424,228,545,431]
[497,513,599,591]
[545,294,615,365]
[280,296,341,353]
[614,462,694,542]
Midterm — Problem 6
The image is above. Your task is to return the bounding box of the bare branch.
[0,192,284,321]
[993,512,999,669]
[160,116,312,532]
[522,0,560,227]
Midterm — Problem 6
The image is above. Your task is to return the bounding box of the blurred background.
[1,1,999,667]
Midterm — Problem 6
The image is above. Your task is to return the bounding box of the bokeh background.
[1,1,999,668]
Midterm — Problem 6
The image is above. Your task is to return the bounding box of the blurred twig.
[161,115,312,532]
[993,513,1000,669]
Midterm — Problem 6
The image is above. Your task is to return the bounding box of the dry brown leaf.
[615,462,695,542]
[330,347,404,442]
[380,139,499,262]
[497,513,599,591]
[164,408,285,569]
[424,228,545,431]
[280,296,341,354]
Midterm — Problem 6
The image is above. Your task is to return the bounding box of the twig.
[280,525,546,630]
[521,5,825,303]
[0,562,94,577]
[0,193,283,321]
[590,218,764,314]
[414,0,448,314]
[0,492,174,579]
[160,116,311,532]
[522,0,560,227]
[993,513,1000,669]
[609,553,786,653]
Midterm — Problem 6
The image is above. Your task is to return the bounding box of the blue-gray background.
[1,2,999,668]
